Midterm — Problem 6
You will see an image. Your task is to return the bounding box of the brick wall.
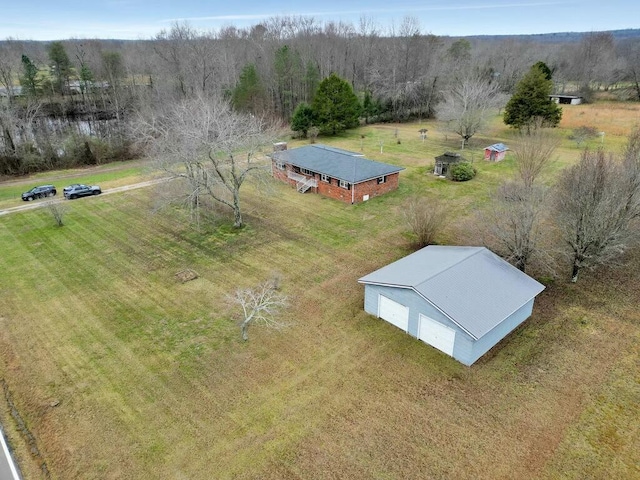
[272,161,293,185]
[316,173,399,203]
[352,173,400,203]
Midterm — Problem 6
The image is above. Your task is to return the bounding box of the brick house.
[271,144,404,204]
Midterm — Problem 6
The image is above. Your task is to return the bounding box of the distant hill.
[462,28,640,43]
[2,29,639,46]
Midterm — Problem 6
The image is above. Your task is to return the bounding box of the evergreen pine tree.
[231,64,266,114]
[504,62,562,131]
[311,73,361,135]
[20,55,40,96]
[290,102,315,137]
[48,41,72,94]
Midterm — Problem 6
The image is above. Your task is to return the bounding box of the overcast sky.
[3,0,638,41]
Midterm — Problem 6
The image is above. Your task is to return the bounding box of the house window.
[321,174,329,183]
[378,176,386,184]
[301,168,313,176]
[339,180,350,190]
[275,160,285,170]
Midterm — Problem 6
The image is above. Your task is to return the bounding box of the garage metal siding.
[466,299,535,365]
[364,285,417,333]
[364,288,535,365]
[451,334,474,365]
[363,285,380,317]
[363,285,476,361]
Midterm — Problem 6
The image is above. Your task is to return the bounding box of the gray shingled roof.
[273,144,404,184]
[358,246,545,340]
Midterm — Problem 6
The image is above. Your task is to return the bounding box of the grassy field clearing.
[0,104,639,479]
[0,161,154,209]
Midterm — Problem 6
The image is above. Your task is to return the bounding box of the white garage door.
[418,314,455,356]
[378,295,409,332]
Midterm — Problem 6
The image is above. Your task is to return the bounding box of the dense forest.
[1,17,640,175]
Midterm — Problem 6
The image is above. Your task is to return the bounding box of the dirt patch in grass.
[175,269,199,283]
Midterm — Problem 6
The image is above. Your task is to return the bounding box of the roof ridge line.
[410,286,478,340]
[413,246,485,288]
[312,143,363,158]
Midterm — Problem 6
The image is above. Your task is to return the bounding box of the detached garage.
[358,246,545,366]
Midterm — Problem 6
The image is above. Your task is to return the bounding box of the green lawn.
[0,110,639,479]
[0,160,153,208]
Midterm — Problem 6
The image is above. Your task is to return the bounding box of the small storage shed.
[434,152,466,176]
[484,143,509,162]
[358,246,545,366]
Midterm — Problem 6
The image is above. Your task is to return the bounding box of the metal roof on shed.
[358,246,545,340]
[485,143,509,152]
[272,144,403,184]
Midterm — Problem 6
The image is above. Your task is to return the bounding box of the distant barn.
[549,94,583,105]
[0,86,23,98]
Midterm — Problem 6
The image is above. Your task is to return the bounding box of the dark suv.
[64,184,102,200]
[21,185,57,201]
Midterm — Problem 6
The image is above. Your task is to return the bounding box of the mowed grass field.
[0,104,639,479]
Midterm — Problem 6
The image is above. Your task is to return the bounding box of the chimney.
[273,142,288,152]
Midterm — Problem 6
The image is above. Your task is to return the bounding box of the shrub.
[569,126,599,147]
[404,197,447,248]
[64,135,98,166]
[291,102,314,138]
[577,84,593,103]
[450,162,476,181]
[308,126,320,144]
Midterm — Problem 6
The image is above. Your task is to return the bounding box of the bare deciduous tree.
[484,123,558,273]
[137,94,275,228]
[569,125,599,147]
[436,74,506,149]
[513,123,559,188]
[404,197,447,248]
[0,39,24,106]
[0,97,43,172]
[485,182,548,273]
[45,200,67,227]
[619,39,640,102]
[573,32,620,94]
[555,146,640,282]
[231,278,289,341]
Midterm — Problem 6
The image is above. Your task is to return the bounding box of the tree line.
[2,18,640,121]
[3,18,640,284]
[1,20,639,173]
